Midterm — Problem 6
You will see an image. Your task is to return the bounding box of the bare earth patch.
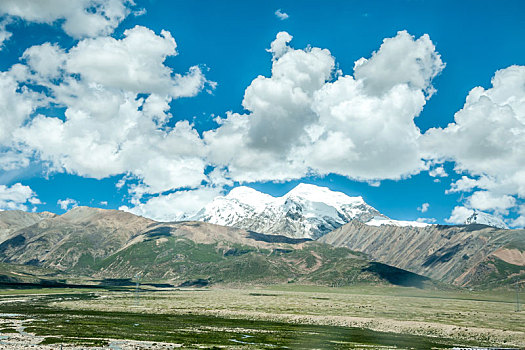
[492,248,525,266]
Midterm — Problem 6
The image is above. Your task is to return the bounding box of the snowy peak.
[285,183,365,207]
[225,186,275,211]
[192,184,385,239]
[464,211,508,229]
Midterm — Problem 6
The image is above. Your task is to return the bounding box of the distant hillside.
[0,262,66,285]
[0,210,55,243]
[0,207,154,270]
[0,207,437,289]
[319,220,525,288]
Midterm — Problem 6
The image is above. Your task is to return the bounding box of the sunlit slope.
[0,210,55,243]
[0,207,437,288]
[320,220,525,288]
[0,207,155,269]
[88,235,434,288]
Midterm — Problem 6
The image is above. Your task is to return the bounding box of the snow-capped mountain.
[192,183,389,239]
[464,211,508,229]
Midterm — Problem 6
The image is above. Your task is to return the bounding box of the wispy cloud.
[275,9,289,20]
[133,8,147,17]
[418,203,430,213]
[57,198,78,211]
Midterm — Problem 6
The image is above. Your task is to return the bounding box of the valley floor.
[0,285,523,349]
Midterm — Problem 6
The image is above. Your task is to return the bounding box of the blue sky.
[0,0,524,227]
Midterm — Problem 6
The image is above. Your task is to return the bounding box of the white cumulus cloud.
[120,186,223,222]
[0,70,45,147]
[429,166,447,177]
[353,31,444,97]
[65,26,207,97]
[205,30,444,184]
[0,183,40,211]
[467,191,516,215]
[423,65,525,222]
[445,206,474,225]
[6,26,213,195]
[0,19,12,50]
[0,0,133,38]
[57,198,78,210]
[423,65,525,199]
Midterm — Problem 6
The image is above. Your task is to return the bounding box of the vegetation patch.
[0,292,467,349]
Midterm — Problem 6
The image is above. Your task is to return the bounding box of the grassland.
[0,284,522,349]
[13,236,434,289]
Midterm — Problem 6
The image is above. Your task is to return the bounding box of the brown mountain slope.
[0,207,155,270]
[0,207,437,288]
[0,210,56,243]
[0,206,319,270]
[0,208,316,273]
[319,220,525,288]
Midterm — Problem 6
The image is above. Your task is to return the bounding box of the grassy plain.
[0,285,523,349]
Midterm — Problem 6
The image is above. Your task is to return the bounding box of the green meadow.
[0,284,522,349]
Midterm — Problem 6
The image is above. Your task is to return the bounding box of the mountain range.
[0,184,522,289]
[0,206,434,288]
[192,183,428,239]
[319,220,525,288]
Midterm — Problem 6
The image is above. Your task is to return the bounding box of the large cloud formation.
[0,7,523,228]
[0,0,132,39]
[132,32,525,225]
[0,2,212,213]
[2,26,212,198]
[422,65,525,225]
[205,30,444,183]
[129,31,445,220]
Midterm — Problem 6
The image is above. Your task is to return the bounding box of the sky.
[0,0,524,227]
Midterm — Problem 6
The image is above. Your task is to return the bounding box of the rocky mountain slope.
[0,207,435,288]
[0,207,155,271]
[0,210,55,244]
[2,203,520,289]
[319,221,525,288]
[192,184,427,239]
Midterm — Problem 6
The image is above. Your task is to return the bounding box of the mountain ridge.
[0,210,56,244]
[192,184,390,239]
[319,220,525,288]
[0,206,522,288]
[0,207,438,289]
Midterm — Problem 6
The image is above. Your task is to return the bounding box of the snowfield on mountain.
[192,183,425,239]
